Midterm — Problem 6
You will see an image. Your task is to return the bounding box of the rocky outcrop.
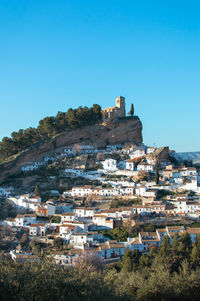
[0,116,142,183]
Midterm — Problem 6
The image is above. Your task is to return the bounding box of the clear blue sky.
[0,0,199,152]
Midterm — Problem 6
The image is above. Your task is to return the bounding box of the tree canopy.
[0,104,102,160]
[2,231,200,301]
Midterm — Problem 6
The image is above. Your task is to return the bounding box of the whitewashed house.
[21,162,44,172]
[125,237,144,252]
[137,163,154,172]
[130,149,146,159]
[135,186,147,196]
[62,147,75,156]
[100,188,118,197]
[64,169,84,176]
[79,145,98,154]
[70,186,93,197]
[139,232,161,249]
[102,159,117,171]
[15,214,37,227]
[147,147,155,154]
[29,201,41,212]
[180,167,197,178]
[92,214,114,229]
[36,202,55,217]
[55,203,73,214]
[176,200,200,214]
[60,221,88,231]
[29,223,47,236]
[53,251,73,266]
[143,189,157,199]
[125,159,135,171]
[59,224,78,240]
[182,178,198,190]
[61,212,77,223]
[74,207,96,218]
[98,241,125,258]
[70,233,95,247]
[15,215,25,227]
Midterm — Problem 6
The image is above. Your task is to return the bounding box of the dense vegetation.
[0,104,102,160]
[1,232,200,300]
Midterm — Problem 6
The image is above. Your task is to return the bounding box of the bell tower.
[115,96,126,117]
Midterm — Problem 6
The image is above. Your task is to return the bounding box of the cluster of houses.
[64,185,135,197]
[1,143,200,266]
[10,224,200,266]
[162,165,199,190]
[6,194,73,217]
[125,226,200,253]
[0,187,14,197]
[7,195,56,215]
[20,144,124,173]
[3,190,200,265]
[20,144,157,175]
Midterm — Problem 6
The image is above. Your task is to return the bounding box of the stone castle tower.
[115,96,126,117]
[102,96,126,121]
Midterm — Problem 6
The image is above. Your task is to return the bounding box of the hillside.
[173,152,200,164]
[0,116,143,184]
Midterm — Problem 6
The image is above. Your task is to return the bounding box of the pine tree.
[122,249,133,272]
[159,236,171,258]
[191,244,200,266]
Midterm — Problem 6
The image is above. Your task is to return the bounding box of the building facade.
[102,96,126,121]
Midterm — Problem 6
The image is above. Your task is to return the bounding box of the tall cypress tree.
[155,160,159,184]
[34,184,40,196]
[129,103,134,116]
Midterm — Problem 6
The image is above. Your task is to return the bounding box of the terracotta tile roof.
[157,229,167,233]
[16,215,24,218]
[109,243,125,248]
[129,238,141,245]
[100,243,110,250]
[30,223,45,227]
[186,228,200,234]
[24,214,36,217]
[167,226,184,231]
[71,233,87,236]
[94,214,107,218]
[127,156,145,162]
[60,224,76,228]
[102,106,117,111]
[142,239,160,243]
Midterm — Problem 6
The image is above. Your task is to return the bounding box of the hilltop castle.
[102,96,126,121]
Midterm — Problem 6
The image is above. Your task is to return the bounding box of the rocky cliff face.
[0,116,142,183]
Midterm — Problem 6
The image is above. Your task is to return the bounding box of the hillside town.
[1,141,200,266]
[1,0,200,298]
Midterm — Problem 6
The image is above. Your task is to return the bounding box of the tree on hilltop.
[128,103,134,116]
[0,104,102,160]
